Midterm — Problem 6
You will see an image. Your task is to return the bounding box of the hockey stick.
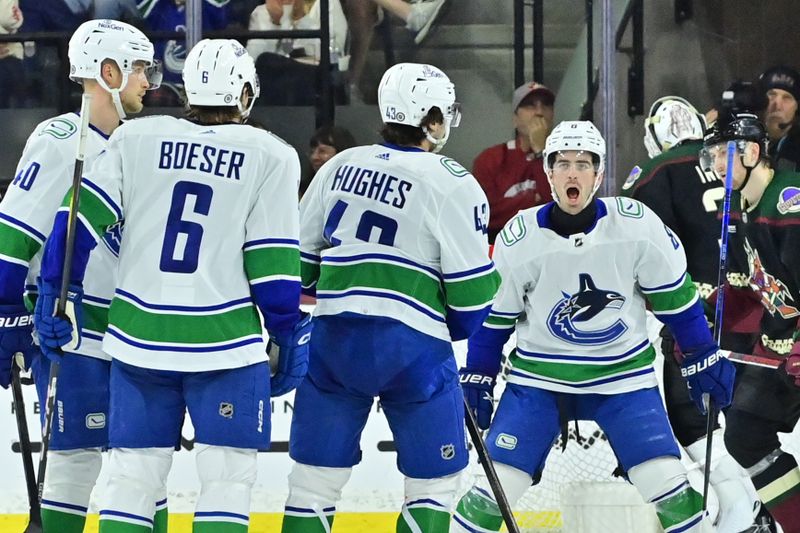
[702,140,737,511]
[36,93,92,504]
[723,350,783,369]
[463,397,521,533]
[11,354,42,533]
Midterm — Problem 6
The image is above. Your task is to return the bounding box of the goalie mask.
[183,39,260,120]
[543,120,606,211]
[643,96,706,158]
[377,62,461,153]
[68,19,161,119]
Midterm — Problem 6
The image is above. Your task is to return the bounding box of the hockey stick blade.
[11,357,42,532]
[722,350,783,369]
[463,397,520,533]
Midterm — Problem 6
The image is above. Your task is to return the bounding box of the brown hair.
[184,105,243,125]
[184,84,255,125]
[379,107,444,146]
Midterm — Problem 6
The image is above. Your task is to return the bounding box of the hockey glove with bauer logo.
[680,344,736,413]
[34,278,83,363]
[0,305,38,389]
[459,368,495,430]
[268,312,312,397]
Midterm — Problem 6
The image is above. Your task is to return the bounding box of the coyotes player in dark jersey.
[701,110,800,532]
[624,96,764,532]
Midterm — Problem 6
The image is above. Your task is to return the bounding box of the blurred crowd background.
[0,0,799,205]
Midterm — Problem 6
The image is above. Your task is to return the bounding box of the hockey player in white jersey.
[34,38,309,533]
[282,63,500,533]
[453,121,736,533]
[0,19,163,533]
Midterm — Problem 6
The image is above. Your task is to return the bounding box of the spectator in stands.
[247,0,347,63]
[473,81,555,244]
[759,65,800,171]
[141,0,229,106]
[302,124,356,195]
[0,0,24,108]
[246,0,349,105]
[18,0,87,32]
[94,0,142,23]
[344,0,448,102]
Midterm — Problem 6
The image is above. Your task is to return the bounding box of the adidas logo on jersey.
[376,152,390,160]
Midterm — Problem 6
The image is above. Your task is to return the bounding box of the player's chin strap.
[97,72,130,120]
[237,84,256,121]
[423,121,451,154]
[736,157,756,193]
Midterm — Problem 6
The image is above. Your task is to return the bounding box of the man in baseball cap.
[759,65,800,170]
[472,81,556,243]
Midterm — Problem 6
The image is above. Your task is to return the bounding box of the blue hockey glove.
[0,305,38,389]
[459,368,496,430]
[33,278,83,363]
[268,313,312,397]
[681,344,736,414]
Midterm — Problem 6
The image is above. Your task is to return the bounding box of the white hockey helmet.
[68,19,160,119]
[183,39,260,119]
[377,62,461,152]
[643,96,706,158]
[543,120,606,209]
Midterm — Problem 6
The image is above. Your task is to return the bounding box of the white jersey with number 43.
[488,197,698,394]
[300,144,500,342]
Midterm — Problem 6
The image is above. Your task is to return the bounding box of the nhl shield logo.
[219,402,234,419]
[440,443,455,460]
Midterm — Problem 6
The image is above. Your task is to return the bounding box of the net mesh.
[512,421,628,532]
[458,348,633,533]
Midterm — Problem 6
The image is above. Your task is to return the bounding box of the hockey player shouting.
[35,39,309,532]
[0,19,164,533]
[453,120,734,533]
[282,62,500,533]
[701,111,800,532]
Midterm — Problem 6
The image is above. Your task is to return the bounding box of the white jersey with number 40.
[0,112,117,360]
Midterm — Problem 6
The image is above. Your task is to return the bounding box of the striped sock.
[99,509,154,532]
[397,498,451,532]
[752,452,800,529]
[41,499,88,533]
[453,487,504,532]
[193,510,249,532]
[651,482,706,533]
[152,497,168,533]
[281,505,336,532]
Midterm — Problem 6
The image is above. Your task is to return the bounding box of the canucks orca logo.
[546,273,628,345]
[101,220,124,258]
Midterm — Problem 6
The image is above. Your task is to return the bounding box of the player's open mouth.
[566,186,580,200]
